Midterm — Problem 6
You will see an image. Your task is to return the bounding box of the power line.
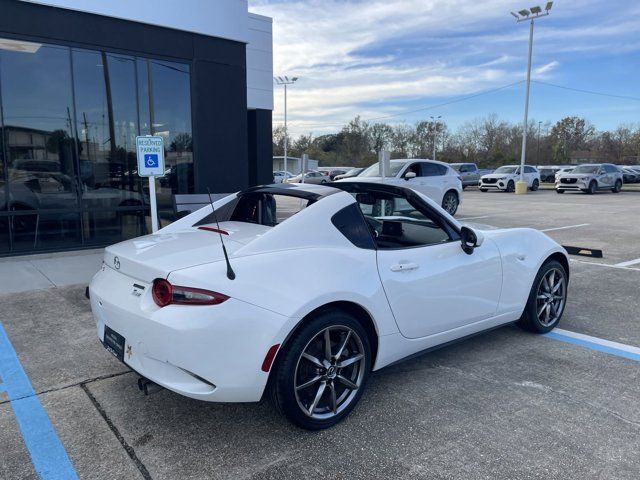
[532,80,640,102]
[280,80,525,129]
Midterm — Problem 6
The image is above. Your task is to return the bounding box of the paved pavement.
[0,250,103,294]
[0,189,639,479]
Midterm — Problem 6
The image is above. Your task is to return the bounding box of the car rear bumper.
[89,266,288,403]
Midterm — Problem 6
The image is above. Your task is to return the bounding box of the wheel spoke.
[337,353,364,369]
[324,328,332,361]
[537,303,547,317]
[335,331,351,360]
[542,276,551,293]
[302,352,324,368]
[308,381,327,414]
[537,294,547,300]
[552,278,563,294]
[296,375,322,391]
[544,303,551,323]
[337,375,358,390]
[330,382,337,414]
[548,270,556,289]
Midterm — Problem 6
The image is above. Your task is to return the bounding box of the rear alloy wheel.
[611,179,622,193]
[506,180,515,193]
[517,260,567,333]
[530,179,539,191]
[587,180,597,194]
[271,311,371,429]
[441,191,459,216]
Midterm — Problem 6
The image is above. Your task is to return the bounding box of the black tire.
[441,190,459,216]
[506,180,515,193]
[480,188,488,192]
[611,180,622,193]
[271,310,372,430]
[556,189,564,194]
[516,260,568,334]
[587,180,596,194]
[530,179,539,191]
[320,179,327,184]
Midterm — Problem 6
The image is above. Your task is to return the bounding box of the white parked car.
[555,163,624,194]
[90,182,569,429]
[336,159,463,215]
[479,165,540,192]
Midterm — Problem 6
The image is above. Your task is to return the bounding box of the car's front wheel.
[506,180,515,193]
[587,180,597,194]
[441,191,459,216]
[516,260,568,333]
[271,310,371,430]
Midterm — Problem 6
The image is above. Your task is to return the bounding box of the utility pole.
[510,2,553,193]
[537,121,542,164]
[430,115,441,160]
[274,76,299,175]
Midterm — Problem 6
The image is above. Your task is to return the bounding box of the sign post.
[136,135,165,233]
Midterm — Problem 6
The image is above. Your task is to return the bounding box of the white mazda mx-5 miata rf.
[89,182,569,429]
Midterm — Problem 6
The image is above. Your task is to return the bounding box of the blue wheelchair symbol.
[144,153,159,168]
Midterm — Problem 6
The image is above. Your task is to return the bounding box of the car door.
[414,162,448,204]
[370,191,502,339]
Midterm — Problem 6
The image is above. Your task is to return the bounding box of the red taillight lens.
[152,279,229,307]
[152,279,173,307]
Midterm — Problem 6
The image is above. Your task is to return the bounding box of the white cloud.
[249,0,640,136]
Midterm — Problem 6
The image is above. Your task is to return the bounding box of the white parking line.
[614,257,640,268]
[458,215,493,220]
[570,259,640,271]
[540,223,590,232]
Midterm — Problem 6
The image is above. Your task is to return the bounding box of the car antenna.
[207,188,236,280]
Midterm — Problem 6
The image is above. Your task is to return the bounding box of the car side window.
[524,166,535,173]
[404,163,421,177]
[604,165,617,173]
[350,190,456,249]
[421,163,447,177]
[459,164,469,173]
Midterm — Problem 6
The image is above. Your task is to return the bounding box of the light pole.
[273,76,298,177]
[430,115,441,160]
[510,2,553,194]
[537,120,542,164]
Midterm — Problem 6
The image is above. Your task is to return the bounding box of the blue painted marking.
[0,322,78,479]
[544,331,640,362]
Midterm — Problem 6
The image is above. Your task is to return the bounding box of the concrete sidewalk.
[0,250,103,295]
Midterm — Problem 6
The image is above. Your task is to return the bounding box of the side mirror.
[460,226,484,255]
[404,171,417,180]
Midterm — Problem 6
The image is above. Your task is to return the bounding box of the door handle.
[390,262,419,272]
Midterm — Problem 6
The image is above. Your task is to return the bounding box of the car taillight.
[152,278,229,307]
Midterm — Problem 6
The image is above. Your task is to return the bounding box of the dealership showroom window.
[0,38,194,254]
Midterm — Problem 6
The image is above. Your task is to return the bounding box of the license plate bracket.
[103,325,126,362]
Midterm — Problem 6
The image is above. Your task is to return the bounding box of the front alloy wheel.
[517,260,567,333]
[271,310,371,429]
[441,191,459,216]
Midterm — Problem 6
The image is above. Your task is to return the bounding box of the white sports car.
[89,182,569,429]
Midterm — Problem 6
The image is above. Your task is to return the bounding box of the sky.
[248,0,640,137]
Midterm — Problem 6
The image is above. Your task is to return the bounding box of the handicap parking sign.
[136,136,165,177]
[144,153,159,168]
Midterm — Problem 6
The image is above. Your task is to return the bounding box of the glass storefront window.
[0,37,194,255]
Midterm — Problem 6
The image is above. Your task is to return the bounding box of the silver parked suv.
[556,163,623,194]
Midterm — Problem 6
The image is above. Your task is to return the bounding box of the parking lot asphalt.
[1,189,639,479]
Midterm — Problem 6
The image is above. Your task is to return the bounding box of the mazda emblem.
[113,256,120,270]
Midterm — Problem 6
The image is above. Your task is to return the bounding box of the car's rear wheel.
[506,180,515,193]
[587,180,597,194]
[441,191,459,216]
[530,179,539,191]
[271,310,371,430]
[612,179,622,193]
[516,260,567,333]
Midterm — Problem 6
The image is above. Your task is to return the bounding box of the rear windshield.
[196,193,311,227]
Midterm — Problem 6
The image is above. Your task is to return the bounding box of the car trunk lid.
[103,221,271,282]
